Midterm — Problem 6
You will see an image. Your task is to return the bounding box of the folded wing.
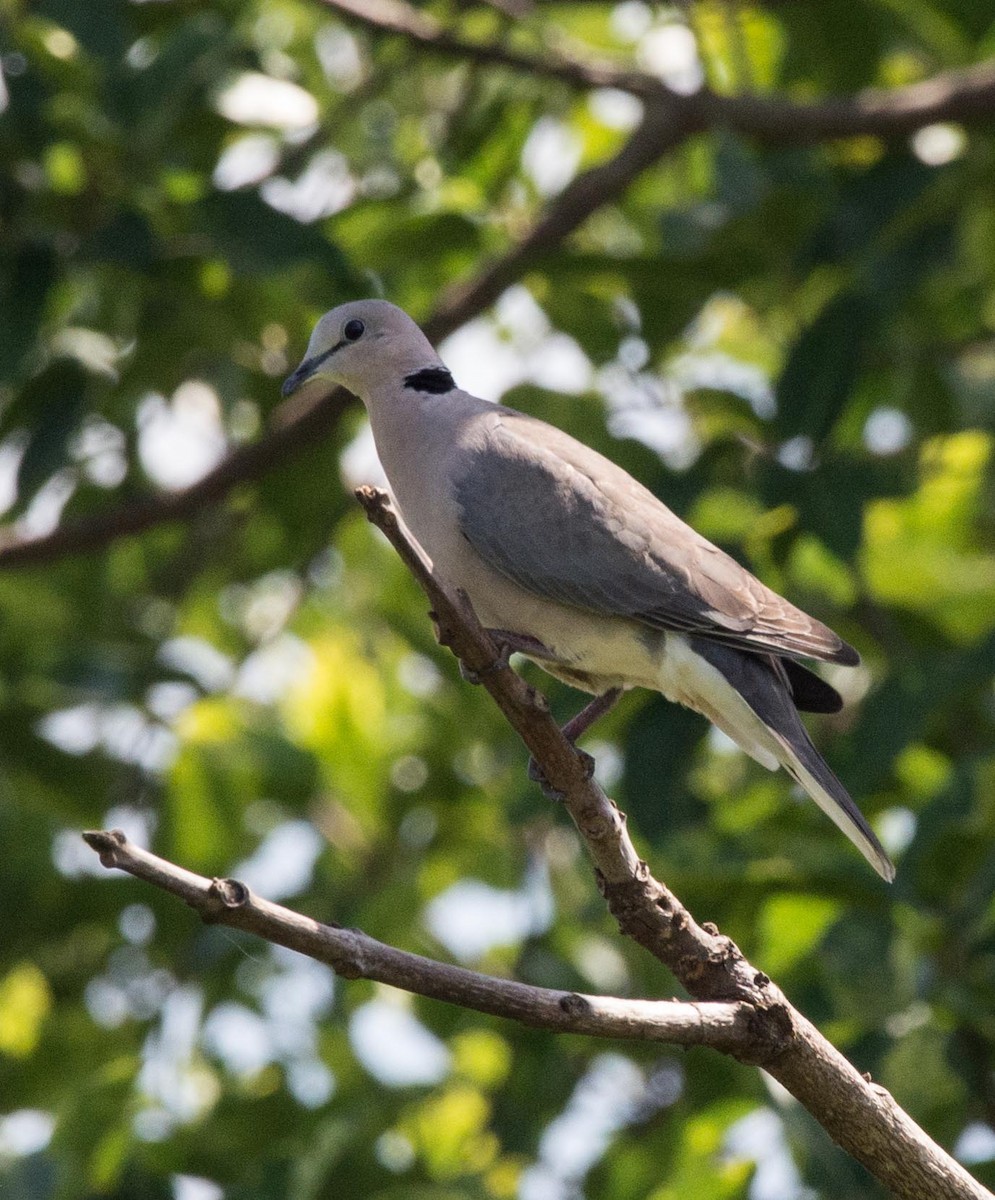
[454,410,858,666]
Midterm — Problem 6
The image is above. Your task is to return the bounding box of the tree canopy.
[2,1,995,1197]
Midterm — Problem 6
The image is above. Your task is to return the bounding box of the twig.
[81,829,760,1053]
[318,0,650,92]
[354,487,992,1200]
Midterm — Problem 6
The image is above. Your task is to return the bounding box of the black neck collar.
[403,366,455,394]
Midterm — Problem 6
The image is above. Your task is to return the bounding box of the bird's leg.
[561,687,623,742]
[529,687,623,801]
[458,629,555,685]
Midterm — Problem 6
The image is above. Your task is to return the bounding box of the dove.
[283,300,893,880]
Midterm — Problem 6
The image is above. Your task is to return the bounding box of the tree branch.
[80,828,760,1054]
[353,486,991,1200]
[706,59,995,143]
[322,0,995,141]
[0,389,355,568]
[318,0,646,92]
[422,100,693,342]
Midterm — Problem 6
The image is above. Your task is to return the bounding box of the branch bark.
[80,829,761,1055]
[352,487,991,1200]
[323,0,995,141]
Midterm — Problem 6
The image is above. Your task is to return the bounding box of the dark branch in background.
[0,390,354,567]
[324,0,995,140]
[351,488,990,1200]
[707,59,995,143]
[2,0,993,571]
[81,830,760,1055]
[423,100,695,343]
[318,0,648,91]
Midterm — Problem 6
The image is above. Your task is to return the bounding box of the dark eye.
[343,318,365,342]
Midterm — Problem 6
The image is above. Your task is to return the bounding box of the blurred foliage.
[2,1,995,1198]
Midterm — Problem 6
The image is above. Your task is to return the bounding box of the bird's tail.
[677,637,895,881]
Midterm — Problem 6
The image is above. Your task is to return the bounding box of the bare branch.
[355,487,992,1200]
[322,0,995,140]
[80,828,762,1055]
[353,489,763,998]
[706,59,995,143]
[318,0,651,92]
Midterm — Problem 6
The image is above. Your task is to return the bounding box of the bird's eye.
[343,318,365,342]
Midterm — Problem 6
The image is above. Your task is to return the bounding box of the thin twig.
[81,829,760,1053]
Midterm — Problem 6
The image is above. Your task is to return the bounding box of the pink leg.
[561,687,623,742]
[530,687,623,799]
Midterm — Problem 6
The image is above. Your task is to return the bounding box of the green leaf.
[14,358,88,505]
[774,293,875,443]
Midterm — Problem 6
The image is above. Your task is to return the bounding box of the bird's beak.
[281,358,315,397]
[282,338,346,397]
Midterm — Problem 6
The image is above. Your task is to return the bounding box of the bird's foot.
[459,647,511,686]
[526,690,620,801]
[528,748,595,802]
[458,630,555,685]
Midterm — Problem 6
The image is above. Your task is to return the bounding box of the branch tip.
[82,828,127,867]
[355,485,393,524]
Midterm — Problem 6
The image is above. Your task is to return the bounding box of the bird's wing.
[453,409,857,665]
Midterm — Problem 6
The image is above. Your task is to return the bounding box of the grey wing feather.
[454,410,858,665]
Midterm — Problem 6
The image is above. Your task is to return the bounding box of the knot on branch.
[209,877,251,909]
[355,484,394,526]
[559,992,593,1017]
[736,1000,796,1066]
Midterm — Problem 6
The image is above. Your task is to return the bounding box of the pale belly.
[392,489,666,694]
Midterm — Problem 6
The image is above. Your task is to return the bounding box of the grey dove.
[283,300,893,881]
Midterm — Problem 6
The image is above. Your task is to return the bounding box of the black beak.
[281,361,312,397]
[281,339,346,397]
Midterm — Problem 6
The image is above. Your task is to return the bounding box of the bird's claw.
[459,644,511,685]
[528,756,565,801]
[528,748,595,802]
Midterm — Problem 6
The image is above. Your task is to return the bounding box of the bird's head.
[282,300,447,401]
